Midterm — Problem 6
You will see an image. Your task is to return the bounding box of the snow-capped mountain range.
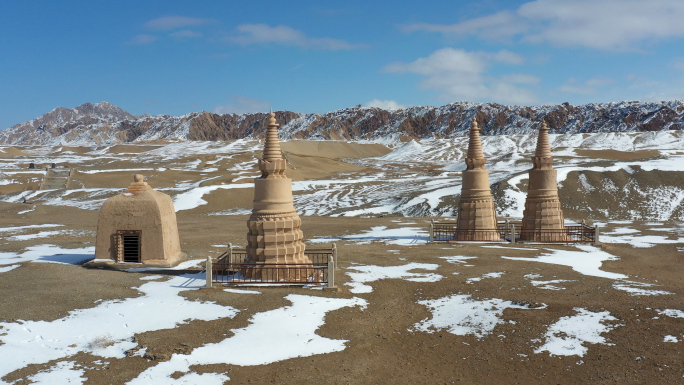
[2,100,684,146]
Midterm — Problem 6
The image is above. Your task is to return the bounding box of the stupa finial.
[125,173,150,194]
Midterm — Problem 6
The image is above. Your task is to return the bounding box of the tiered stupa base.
[521,199,569,242]
[456,198,500,241]
[244,213,312,281]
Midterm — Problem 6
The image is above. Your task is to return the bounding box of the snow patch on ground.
[413,294,541,339]
[123,259,204,272]
[7,230,68,241]
[308,237,342,244]
[529,279,574,290]
[0,224,63,234]
[658,309,684,318]
[600,233,684,248]
[138,275,164,281]
[439,256,477,265]
[612,281,674,296]
[340,226,429,246]
[25,361,86,385]
[535,308,620,357]
[345,263,442,293]
[0,244,95,268]
[0,272,237,381]
[0,264,20,273]
[467,272,506,284]
[501,244,627,279]
[663,335,679,343]
[173,183,252,211]
[128,294,367,384]
[224,288,262,294]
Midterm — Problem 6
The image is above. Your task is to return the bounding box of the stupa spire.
[521,118,567,241]
[534,120,552,161]
[263,110,283,162]
[466,118,485,164]
[455,116,499,241]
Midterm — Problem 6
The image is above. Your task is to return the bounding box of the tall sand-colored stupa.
[456,118,500,241]
[245,111,311,278]
[521,120,567,241]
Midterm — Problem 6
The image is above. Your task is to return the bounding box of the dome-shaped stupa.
[92,174,183,267]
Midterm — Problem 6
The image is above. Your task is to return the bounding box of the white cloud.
[404,0,684,51]
[672,58,684,71]
[145,16,215,30]
[126,34,158,45]
[364,100,406,110]
[500,73,541,84]
[383,48,538,105]
[492,50,525,65]
[212,96,270,115]
[625,74,684,101]
[228,24,367,50]
[170,30,203,39]
[559,77,613,95]
[402,10,528,41]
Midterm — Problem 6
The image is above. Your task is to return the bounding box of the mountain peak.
[2,100,684,146]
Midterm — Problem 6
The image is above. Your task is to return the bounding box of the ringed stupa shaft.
[521,120,567,241]
[456,118,499,241]
[245,111,310,276]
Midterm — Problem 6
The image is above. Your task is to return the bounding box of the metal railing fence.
[205,243,337,288]
[429,220,599,244]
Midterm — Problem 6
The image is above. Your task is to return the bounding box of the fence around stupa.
[429,220,599,244]
[205,244,337,287]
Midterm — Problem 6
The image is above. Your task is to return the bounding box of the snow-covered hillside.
[2,100,684,146]
[2,131,684,221]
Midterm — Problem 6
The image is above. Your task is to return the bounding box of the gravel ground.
[1,202,683,384]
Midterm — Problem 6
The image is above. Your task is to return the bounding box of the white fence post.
[324,243,339,291]
[429,220,434,243]
[594,225,600,245]
[328,254,335,288]
[511,224,517,244]
[332,243,337,269]
[205,256,213,288]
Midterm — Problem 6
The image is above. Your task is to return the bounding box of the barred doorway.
[116,230,141,263]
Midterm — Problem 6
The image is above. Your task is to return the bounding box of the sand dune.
[103,144,164,154]
[575,149,660,160]
[280,140,391,159]
[0,147,28,157]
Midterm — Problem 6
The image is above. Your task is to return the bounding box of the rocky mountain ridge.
[2,100,684,146]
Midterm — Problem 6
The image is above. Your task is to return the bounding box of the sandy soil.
[574,149,660,160]
[0,139,683,384]
[1,201,683,384]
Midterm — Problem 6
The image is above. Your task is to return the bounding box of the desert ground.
[1,134,684,384]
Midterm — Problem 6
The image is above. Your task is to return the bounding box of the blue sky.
[3,0,684,129]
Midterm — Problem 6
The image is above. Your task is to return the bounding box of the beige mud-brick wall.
[94,175,182,266]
